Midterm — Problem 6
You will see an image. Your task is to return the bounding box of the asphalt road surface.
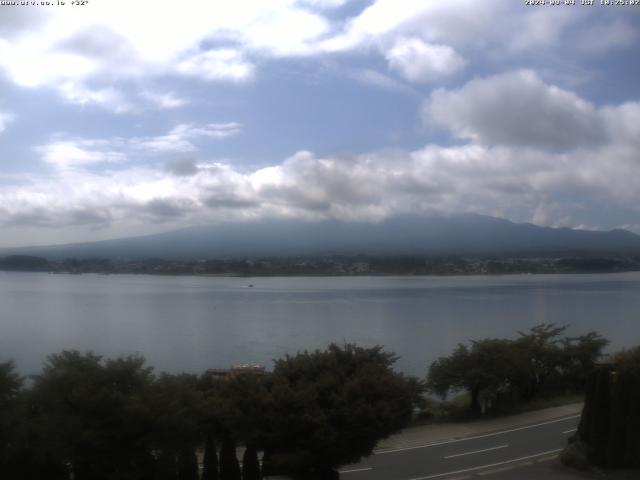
[339,414,580,480]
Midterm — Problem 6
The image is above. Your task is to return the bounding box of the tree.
[560,331,609,391]
[575,346,640,468]
[201,432,219,480]
[29,351,156,480]
[200,371,269,480]
[427,340,517,413]
[177,447,199,480]
[512,324,568,401]
[219,435,241,480]
[0,361,24,477]
[241,444,260,480]
[261,344,417,477]
[149,373,205,480]
[427,325,607,414]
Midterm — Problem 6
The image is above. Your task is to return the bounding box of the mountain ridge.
[2,214,640,260]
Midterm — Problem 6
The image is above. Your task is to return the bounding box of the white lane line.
[340,467,373,474]
[444,444,508,459]
[376,415,579,455]
[407,448,563,480]
[562,428,577,434]
[477,465,515,476]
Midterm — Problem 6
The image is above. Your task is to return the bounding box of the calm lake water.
[1,271,640,377]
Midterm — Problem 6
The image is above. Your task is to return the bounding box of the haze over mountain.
[4,215,640,260]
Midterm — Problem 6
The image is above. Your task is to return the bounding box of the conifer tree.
[241,444,260,480]
[202,433,219,480]
[219,435,241,480]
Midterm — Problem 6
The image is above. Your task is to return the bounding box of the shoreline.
[1,269,640,278]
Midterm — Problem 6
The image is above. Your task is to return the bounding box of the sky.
[0,0,639,247]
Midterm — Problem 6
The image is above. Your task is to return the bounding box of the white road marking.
[444,444,508,459]
[376,415,580,455]
[477,465,515,476]
[562,428,577,434]
[407,448,563,480]
[535,455,560,463]
[340,467,373,474]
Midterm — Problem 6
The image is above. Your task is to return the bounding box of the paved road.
[339,414,580,480]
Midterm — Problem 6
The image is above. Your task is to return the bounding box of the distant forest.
[1,254,639,276]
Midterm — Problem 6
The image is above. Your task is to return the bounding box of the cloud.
[0,7,49,38]
[348,69,416,94]
[296,0,349,9]
[176,49,255,82]
[385,37,465,83]
[4,77,636,235]
[0,0,632,106]
[140,91,190,109]
[39,141,126,170]
[57,82,133,113]
[0,112,14,133]
[7,102,640,233]
[133,123,242,153]
[577,19,638,55]
[38,123,242,170]
[423,70,604,150]
[0,0,330,92]
[166,158,199,177]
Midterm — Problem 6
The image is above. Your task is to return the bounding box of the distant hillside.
[3,215,640,260]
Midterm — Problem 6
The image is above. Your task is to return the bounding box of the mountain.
[3,215,640,260]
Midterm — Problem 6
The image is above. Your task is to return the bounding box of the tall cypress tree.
[219,435,241,480]
[578,348,640,468]
[202,433,219,480]
[155,450,178,480]
[241,444,260,480]
[177,447,199,480]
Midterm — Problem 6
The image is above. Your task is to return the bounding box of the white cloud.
[7,72,637,236]
[140,91,189,109]
[423,70,603,150]
[385,37,464,83]
[57,82,133,113]
[176,49,255,82]
[348,69,416,94]
[133,123,242,152]
[39,141,126,170]
[38,123,243,170]
[0,0,631,101]
[296,0,348,9]
[0,0,329,92]
[0,112,15,132]
[10,98,640,233]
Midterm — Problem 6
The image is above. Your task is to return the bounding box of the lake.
[1,271,639,377]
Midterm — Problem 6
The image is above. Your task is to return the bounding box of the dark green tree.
[148,373,205,480]
[155,450,178,480]
[219,435,241,480]
[512,324,568,400]
[200,371,270,480]
[177,447,199,480]
[0,361,24,478]
[29,351,156,480]
[427,339,517,413]
[241,444,260,480]
[576,346,640,468]
[560,331,609,391]
[427,325,606,413]
[202,432,219,480]
[262,344,417,477]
